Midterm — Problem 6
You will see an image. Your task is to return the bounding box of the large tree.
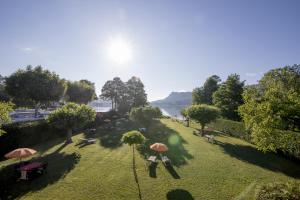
[213,74,244,121]
[192,75,221,105]
[100,77,127,110]
[0,102,13,135]
[47,102,96,143]
[100,76,148,113]
[239,65,300,154]
[186,104,219,136]
[5,66,65,115]
[66,80,96,104]
[126,76,147,108]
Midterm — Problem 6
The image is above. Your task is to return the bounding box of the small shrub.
[256,182,300,200]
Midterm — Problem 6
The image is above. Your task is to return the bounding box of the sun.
[106,37,133,64]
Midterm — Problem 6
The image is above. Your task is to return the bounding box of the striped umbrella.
[5,148,37,159]
[150,143,168,152]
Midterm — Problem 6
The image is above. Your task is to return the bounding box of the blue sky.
[0,0,299,101]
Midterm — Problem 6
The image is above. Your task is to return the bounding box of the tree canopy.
[5,66,65,109]
[66,80,97,104]
[192,75,221,105]
[186,104,219,136]
[100,76,147,113]
[47,102,96,143]
[239,65,300,154]
[213,74,244,121]
[122,130,146,146]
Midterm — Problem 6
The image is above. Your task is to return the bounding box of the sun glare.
[107,37,133,64]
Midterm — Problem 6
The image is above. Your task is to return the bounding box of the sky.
[0,0,299,101]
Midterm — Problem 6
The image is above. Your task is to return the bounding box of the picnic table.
[19,162,43,171]
[17,162,47,180]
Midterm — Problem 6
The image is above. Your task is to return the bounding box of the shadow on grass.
[149,164,157,178]
[0,151,80,199]
[166,189,194,200]
[216,141,300,178]
[138,120,193,167]
[83,122,134,149]
[164,165,180,179]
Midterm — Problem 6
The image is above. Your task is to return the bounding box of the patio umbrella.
[5,148,37,160]
[150,143,168,152]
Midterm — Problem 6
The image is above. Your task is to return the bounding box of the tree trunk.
[201,124,205,137]
[186,118,190,127]
[66,129,73,144]
[132,144,135,169]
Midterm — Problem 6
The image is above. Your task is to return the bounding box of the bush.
[256,182,300,200]
[208,118,250,141]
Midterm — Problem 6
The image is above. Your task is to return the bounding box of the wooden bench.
[204,135,215,143]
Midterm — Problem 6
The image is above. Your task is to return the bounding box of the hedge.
[0,120,64,157]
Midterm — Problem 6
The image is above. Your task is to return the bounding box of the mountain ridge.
[151,91,192,106]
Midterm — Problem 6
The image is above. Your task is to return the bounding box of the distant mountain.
[151,92,192,106]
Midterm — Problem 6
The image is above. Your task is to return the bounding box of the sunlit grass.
[0,119,299,200]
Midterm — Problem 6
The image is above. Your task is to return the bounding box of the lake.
[154,105,189,119]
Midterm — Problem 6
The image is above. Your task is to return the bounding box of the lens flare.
[168,134,180,146]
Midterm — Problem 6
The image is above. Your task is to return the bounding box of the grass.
[1,118,300,200]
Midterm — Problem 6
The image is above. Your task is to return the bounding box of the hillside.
[151,92,192,106]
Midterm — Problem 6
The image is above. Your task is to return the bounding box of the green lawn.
[1,118,300,200]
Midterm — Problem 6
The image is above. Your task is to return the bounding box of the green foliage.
[0,101,13,135]
[213,74,244,121]
[0,120,63,156]
[239,65,300,157]
[100,76,147,113]
[129,106,162,127]
[66,80,96,104]
[208,118,249,141]
[121,130,145,146]
[126,76,147,108]
[256,182,300,200]
[192,75,221,105]
[186,104,219,135]
[47,103,96,142]
[5,66,65,108]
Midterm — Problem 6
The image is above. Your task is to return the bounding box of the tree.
[100,76,148,113]
[186,104,219,136]
[0,102,13,135]
[47,102,96,143]
[129,106,162,128]
[100,77,127,110]
[126,76,147,108]
[66,80,96,104]
[192,75,221,105]
[239,65,300,153]
[0,75,10,102]
[5,66,65,116]
[181,108,189,126]
[213,74,244,121]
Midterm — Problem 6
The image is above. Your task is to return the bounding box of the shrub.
[209,118,250,141]
[256,182,300,200]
